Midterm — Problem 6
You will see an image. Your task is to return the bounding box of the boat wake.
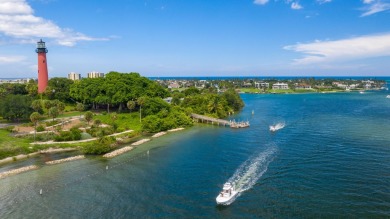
[269,122,285,132]
[221,145,278,204]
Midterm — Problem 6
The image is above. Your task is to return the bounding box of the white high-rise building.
[87,71,104,78]
[68,72,81,81]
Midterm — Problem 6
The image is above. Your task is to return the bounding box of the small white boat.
[269,126,277,132]
[216,182,238,205]
[270,123,285,132]
[359,91,365,94]
[386,95,390,99]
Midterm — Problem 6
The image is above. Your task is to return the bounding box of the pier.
[190,113,249,128]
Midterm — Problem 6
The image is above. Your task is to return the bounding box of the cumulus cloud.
[0,55,25,63]
[0,0,107,46]
[284,33,390,65]
[360,0,390,16]
[291,2,303,10]
[253,0,269,5]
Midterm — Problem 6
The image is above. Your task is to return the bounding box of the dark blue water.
[1,90,390,218]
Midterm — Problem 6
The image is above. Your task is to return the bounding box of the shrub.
[82,136,115,154]
[54,127,82,141]
[36,125,45,132]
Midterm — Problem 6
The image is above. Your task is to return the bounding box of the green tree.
[47,77,74,102]
[48,106,59,122]
[57,101,66,115]
[0,95,33,121]
[43,100,54,112]
[30,112,40,141]
[85,111,93,125]
[76,102,84,117]
[94,119,102,127]
[31,99,43,113]
[25,80,38,97]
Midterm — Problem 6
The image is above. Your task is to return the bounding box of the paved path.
[30,130,133,145]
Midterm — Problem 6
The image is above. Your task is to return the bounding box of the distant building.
[272,83,289,90]
[87,71,104,78]
[255,82,269,89]
[68,72,81,81]
[0,78,32,84]
[295,83,312,89]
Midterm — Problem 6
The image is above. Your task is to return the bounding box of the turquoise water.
[1,90,390,218]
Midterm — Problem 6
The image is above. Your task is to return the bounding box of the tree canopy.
[69,72,169,112]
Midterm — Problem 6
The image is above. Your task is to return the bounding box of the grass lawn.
[94,112,142,132]
[269,89,295,94]
[238,88,261,93]
[0,129,32,159]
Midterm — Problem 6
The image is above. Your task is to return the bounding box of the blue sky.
[0,0,390,78]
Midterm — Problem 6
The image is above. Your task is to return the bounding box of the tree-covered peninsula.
[0,72,244,159]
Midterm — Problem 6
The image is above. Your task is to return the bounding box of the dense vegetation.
[0,72,245,157]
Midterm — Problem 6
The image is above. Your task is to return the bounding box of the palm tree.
[137,97,146,123]
[127,100,136,113]
[30,112,40,142]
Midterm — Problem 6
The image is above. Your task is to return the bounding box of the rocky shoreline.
[131,138,150,146]
[45,155,85,165]
[0,165,39,179]
[152,132,166,138]
[103,146,134,158]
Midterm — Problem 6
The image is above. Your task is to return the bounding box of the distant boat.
[359,91,365,94]
[216,182,238,205]
[270,123,285,132]
[386,95,390,99]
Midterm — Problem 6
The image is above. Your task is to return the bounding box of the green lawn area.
[269,89,295,94]
[0,129,32,159]
[238,88,261,93]
[94,112,142,132]
[293,89,317,93]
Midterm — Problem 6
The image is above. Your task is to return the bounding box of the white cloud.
[0,0,33,14]
[254,0,269,5]
[0,55,25,63]
[360,1,390,16]
[291,2,303,10]
[317,0,332,4]
[284,33,390,65]
[0,0,107,46]
[363,0,375,4]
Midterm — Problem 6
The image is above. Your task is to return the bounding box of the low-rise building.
[272,83,289,90]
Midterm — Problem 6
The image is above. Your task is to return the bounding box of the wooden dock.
[190,113,249,128]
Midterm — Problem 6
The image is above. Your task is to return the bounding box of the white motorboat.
[269,123,285,132]
[216,182,238,205]
[269,126,277,132]
[386,95,390,99]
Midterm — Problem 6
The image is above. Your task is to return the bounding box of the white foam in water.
[269,122,285,132]
[225,145,278,204]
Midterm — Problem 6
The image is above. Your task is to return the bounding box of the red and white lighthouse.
[36,39,48,93]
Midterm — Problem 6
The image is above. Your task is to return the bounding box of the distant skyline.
[1,0,390,78]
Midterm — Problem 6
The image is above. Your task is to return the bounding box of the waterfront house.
[272,83,289,90]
